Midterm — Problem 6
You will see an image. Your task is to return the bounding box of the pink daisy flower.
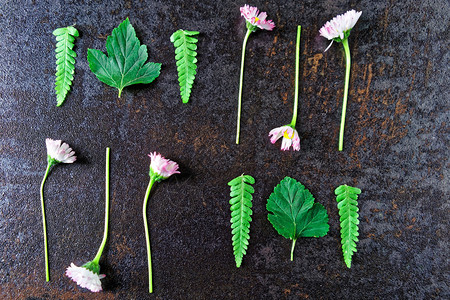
[319,10,362,51]
[66,263,106,292]
[240,4,275,31]
[320,10,362,151]
[46,138,76,163]
[148,152,180,180]
[269,125,300,151]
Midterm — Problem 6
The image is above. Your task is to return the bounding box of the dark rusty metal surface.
[0,0,449,299]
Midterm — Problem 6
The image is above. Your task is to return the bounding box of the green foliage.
[228,174,255,267]
[267,177,329,261]
[335,184,361,268]
[87,18,161,98]
[170,30,199,103]
[53,26,78,106]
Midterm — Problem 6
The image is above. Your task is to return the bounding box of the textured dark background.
[0,0,449,299]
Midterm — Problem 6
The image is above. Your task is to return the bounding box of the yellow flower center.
[283,130,294,139]
[254,17,260,22]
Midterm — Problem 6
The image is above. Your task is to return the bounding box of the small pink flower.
[319,9,362,51]
[66,263,105,292]
[269,125,300,151]
[240,4,275,31]
[148,152,180,180]
[46,138,76,163]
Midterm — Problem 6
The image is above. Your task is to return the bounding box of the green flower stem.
[40,163,52,282]
[236,28,252,145]
[143,177,156,293]
[290,25,301,128]
[290,239,297,261]
[339,38,351,151]
[92,147,110,265]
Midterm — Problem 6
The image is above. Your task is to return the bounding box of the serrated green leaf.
[53,25,78,106]
[267,177,329,261]
[170,29,199,103]
[335,184,361,268]
[87,18,161,98]
[227,174,255,267]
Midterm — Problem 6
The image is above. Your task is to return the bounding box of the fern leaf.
[170,30,199,103]
[335,184,361,268]
[53,26,79,106]
[228,174,255,267]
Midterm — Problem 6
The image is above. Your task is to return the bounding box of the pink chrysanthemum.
[269,125,300,151]
[240,4,275,31]
[65,263,105,292]
[148,152,180,180]
[46,138,76,163]
[319,10,362,51]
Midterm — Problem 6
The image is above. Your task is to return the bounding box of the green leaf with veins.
[335,184,361,268]
[53,25,78,106]
[228,174,255,268]
[170,29,199,103]
[267,177,329,261]
[87,18,161,97]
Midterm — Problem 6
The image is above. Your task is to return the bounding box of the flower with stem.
[40,138,76,281]
[320,9,362,151]
[236,4,275,144]
[66,147,110,292]
[143,152,180,293]
[269,25,302,151]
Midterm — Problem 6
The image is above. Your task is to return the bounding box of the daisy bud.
[148,152,180,182]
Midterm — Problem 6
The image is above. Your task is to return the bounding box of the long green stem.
[92,147,110,264]
[236,29,252,144]
[290,25,301,127]
[40,163,52,282]
[339,38,351,151]
[290,239,297,261]
[143,177,156,293]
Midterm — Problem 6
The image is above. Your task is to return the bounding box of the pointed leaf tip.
[228,174,255,268]
[267,177,329,260]
[87,19,161,96]
[335,184,361,268]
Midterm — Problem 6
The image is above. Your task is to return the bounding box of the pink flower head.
[269,125,300,151]
[46,138,76,163]
[65,263,105,292]
[240,4,275,31]
[148,152,180,181]
[319,9,362,51]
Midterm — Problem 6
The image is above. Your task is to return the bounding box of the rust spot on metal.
[281,91,288,104]
[304,53,323,77]
[267,35,278,57]
[111,235,135,262]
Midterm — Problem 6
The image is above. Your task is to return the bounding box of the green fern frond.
[170,29,199,103]
[53,26,79,106]
[228,174,255,268]
[335,184,361,268]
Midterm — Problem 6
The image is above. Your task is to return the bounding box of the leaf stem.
[290,25,301,128]
[40,163,52,282]
[290,239,297,261]
[339,38,351,151]
[236,29,252,145]
[118,88,122,98]
[143,177,156,293]
[92,147,110,265]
